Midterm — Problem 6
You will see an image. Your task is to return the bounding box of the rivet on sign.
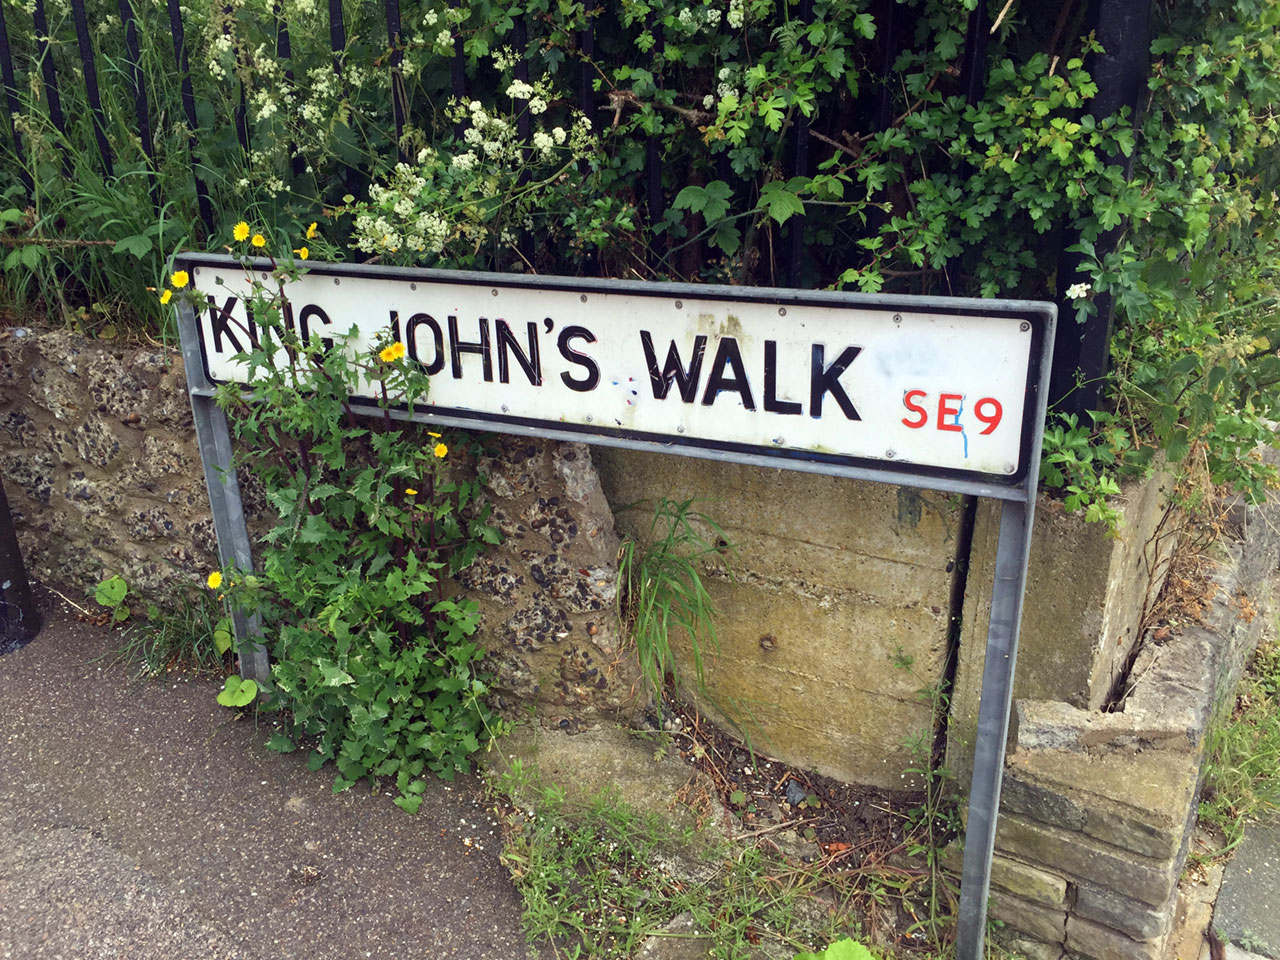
[501,404,509,413]
[778,307,787,317]
[1005,463,1016,473]
[410,283,416,291]
[585,415,593,422]
[1020,321,1031,332]
[893,314,902,324]
[334,278,340,285]
[580,294,588,303]
[886,449,896,458]
[261,273,268,280]
[674,300,683,309]
[492,289,499,297]
[676,425,685,433]
[772,437,785,445]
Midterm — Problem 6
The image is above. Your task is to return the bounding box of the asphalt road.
[0,597,545,960]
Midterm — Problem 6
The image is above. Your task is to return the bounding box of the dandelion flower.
[170,269,189,289]
[306,221,318,240]
[207,571,223,590]
[233,221,250,241]
[251,233,266,248]
[379,341,407,362]
[428,431,442,438]
[405,487,418,496]
[294,246,309,260]
[159,289,173,305]
[433,442,448,459]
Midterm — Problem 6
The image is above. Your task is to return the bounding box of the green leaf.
[793,937,875,960]
[19,244,45,269]
[216,675,258,708]
[213,626,232,656]
[393,793,423,814]
[111,234,153,259]
[758,182,805,225]
[318,659,355,686]
[265,732,297,752]
[94,575,128,608]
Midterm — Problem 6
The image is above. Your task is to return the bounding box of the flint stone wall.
[0,329,640,722]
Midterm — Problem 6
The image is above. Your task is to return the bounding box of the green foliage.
[216,674,259,708]
[207,254,504,810]
[100,591,233,679]
[1199,637,1280,855]
[616,498,732,702]
[495,760,866,959]
[794,938,875,960]
[93,574,131,624]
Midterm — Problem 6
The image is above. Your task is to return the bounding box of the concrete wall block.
[594,447,962,788]
[1079,803,1184,862]
[948,474,1177,783]
[995,814,1179,908]
[988,889,1067,945]
[1072,880,1177,942]
[1065,914,1166,960]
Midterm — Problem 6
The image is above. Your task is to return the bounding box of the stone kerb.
[971,471,1280,960]
[0,328,641,725]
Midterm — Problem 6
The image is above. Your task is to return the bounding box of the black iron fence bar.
[0,3,34,196]
[31,0,72,176]
[224,6,251,157]
[166,0,215,236]
[786,0,813,287]
[273,5,305,180]
[514,14,531,143]
[328,0,345,77]
[117,0,159,211]
[69,0,114,178]
[449,0,466,103]
[645,14,664,266]
[1049,0,1152,416]
[578,0,597,130]
[385,0,407,163]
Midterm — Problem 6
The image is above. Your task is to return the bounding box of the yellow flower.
[159,289,173,305]
[433,442,448,459]
[251,233,266,248]
[170,269,189,289]
[379,341,407,362]
[306,221,318,240]
[207,571,223,590]
[428,431,442,438]
[405,487,418,496]
[293,246,309,260]
[233,221,250,242]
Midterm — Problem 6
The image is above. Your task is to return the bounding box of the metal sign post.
[176,253,1054,959]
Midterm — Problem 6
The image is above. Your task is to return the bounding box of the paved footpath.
[0,600,546,960]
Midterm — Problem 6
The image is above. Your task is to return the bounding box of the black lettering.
[763,340,802,415]
[496,319,542,386]
[640,331,706,402]
[558,326,600,392]
[810,344,862,420]
[207,295,244,353]
[700,337,755,410]
[448,315,493,381]
[405,312,445,375]
[297,304,332,352]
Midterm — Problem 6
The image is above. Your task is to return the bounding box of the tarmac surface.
[0,598,547,960]
[1214,819,1280,960]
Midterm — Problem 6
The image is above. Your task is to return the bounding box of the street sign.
[175,253,1055,960]
[184,256,1049,496]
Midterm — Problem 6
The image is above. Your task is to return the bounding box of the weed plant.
[1199,632,1280,854]
[102,591,231,679]
[616,497,732,703]
[495,760,866,960]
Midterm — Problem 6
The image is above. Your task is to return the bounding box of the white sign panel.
[185,258,1048,485]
